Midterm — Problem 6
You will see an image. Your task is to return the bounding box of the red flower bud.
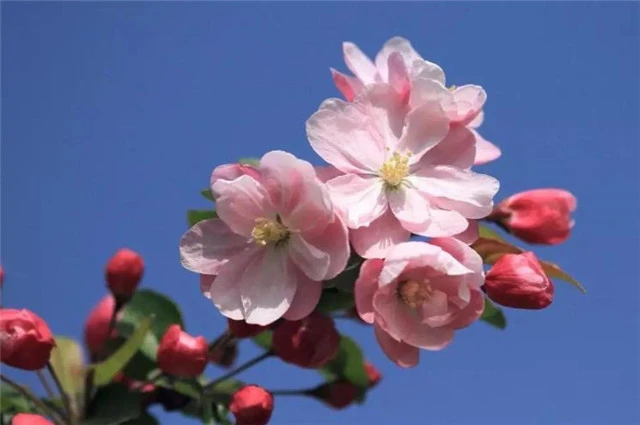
[272,312,340,368]
[484,252,554,309]
[84,295,118,356]
[229,385,274,425]
[0,265,5,287]
[157,325,208,378]
[364,361,381,387]
[0,309,55,371]
[228,319,268,339]
[208,338,238,368]
[316,381,358,409]
[490,189,576,245]
[105,248,144,299]
[11,413,54,425]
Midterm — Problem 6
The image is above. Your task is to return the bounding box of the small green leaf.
[478,224,506,241]
[238,157,260,167]
[187,210,217,227]
[200,189,215,201]
[153,373,202,400]
[81,383,143,425]
[480,298,507,329]
[93,317,153,386]
[0,386,36,414]
[252,331,272,350]
[321,335,368,389]
[540,260,586,294]
[49,336,84,415]
[316,288,355,313]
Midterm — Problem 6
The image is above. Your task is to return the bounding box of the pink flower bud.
[490,189,576,245]
[0,309,55,371]
[157,325,208,378]
[105,248,144,299]
[84,295,118,357]
[484,252,554,309]
[315,381,358,409]
[364,361,382,387]
[272,312,340,369]
[11,413,54,425]
[229,385,274,425]
[227,319,268,339]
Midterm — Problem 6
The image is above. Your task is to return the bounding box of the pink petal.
[374,321,419,368]
[343,41,378,84]
[414,165,499,219]
[448,288,485,329]
[397,101,449,162]
[212,175,275,237]
[331,68,364,102]
[375,37,445,85]
[411,208,470,238]
[259,151,333,232]
[420,290,454,327]
[409,77,451,110]
[372,284,415,342]
[387,52,410,100]
[452,219,479,244]
[180,218,250,275]
[326,174,387,228]
[418,125,476,169]
[472,129,502,165]
[448,85,486,125]
[287,233,330,282]
[238,248,297,325]
[211,163,262,187]
[301,213,350,280]
[429,237,485,288]
[199,274,215,299]
[404,321,454,351]
[354,259,384,324]
[350,210,410,259]
[314,165,343,183]
[468,110,484,128]
[387,184,431,229]
[282,267,322,321]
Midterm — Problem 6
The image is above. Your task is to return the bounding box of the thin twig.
[204,351,273,394]
[37,370,67,419]
[47,363,74,423]
[0,374,66,425]
[269,388,314,397]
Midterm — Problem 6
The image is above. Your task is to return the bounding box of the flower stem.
[204,351,273,394]
[47,363,74,423]
[269,388,314,397]
[37,370,67,420]
[0,374,67,425]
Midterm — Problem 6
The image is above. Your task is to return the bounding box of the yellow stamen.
[398,279,432,308]
[251,218,289,246]
[379,152,410,189]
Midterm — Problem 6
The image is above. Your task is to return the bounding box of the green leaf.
[81,383,142,425]
[321,335,368,389]
[93,317,153,386]
[200,189,215,201]
[152,373,202,400]
[0,386,35,414]
[238,157,260,167]
[316,288,354,313]
[540,260,586,294]
[116,289,184,360]
[480,298,507,329]
[187,210,217,227]
[207,379,243,406]
[252,331,272,350]
[49,336,84,415]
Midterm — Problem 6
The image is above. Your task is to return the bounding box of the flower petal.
[287,233,330,282]
[414,165,499,219]
[374,322,419,368]
[448,85,486,125]
[238,249,297,325]
[211,163,262,187]
[326,174,387,228]
[343,41,378,84]
[282,266,322,321]
[472,129,502,165]
[375,36,445,85]
[355,259,384,324]
[350,210,410,259]
[200,274,215,300]
[387,183,431,229]
[404,321,454,351]
[387,52,410,99]
[429,237,485,288]
[372,284,414,342]
[212,175,275,237]
[452,219,479,244]
[180,219,250,275]
[301,213,350,280]
[418,125,476,169]
[411,208,470,238]
[409,77,451,110]
[447,288,485,329]
[330,67,364,102]
[397,101,449,162]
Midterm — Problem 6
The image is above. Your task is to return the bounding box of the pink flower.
[306,85,499,258]
[354,239,485,367]
[332,37,501,165]
[180,151,350,325]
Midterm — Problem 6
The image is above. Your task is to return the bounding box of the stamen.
[251,218,289,246]
[379,152,410,189]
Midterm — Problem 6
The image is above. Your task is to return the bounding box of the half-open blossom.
[105,248,144,299]
[307,85,499,258]
[331,37,501,165]
[355,239,485,367]
[157,325,208,378]
[0,309,55,371]
[484,252,554,309]
[84,295,118,357]
[230,385,274,425]
[12,414,54,425]
[489,189,577,245]
[180,151,350,325]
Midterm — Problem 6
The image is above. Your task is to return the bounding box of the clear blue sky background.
[2,3,638,425]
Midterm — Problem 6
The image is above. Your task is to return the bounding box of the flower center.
[397,279,432,308]
[379,152,410,189]
[251,217,289,246]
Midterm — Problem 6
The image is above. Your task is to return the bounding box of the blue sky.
[2,3,638,425]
